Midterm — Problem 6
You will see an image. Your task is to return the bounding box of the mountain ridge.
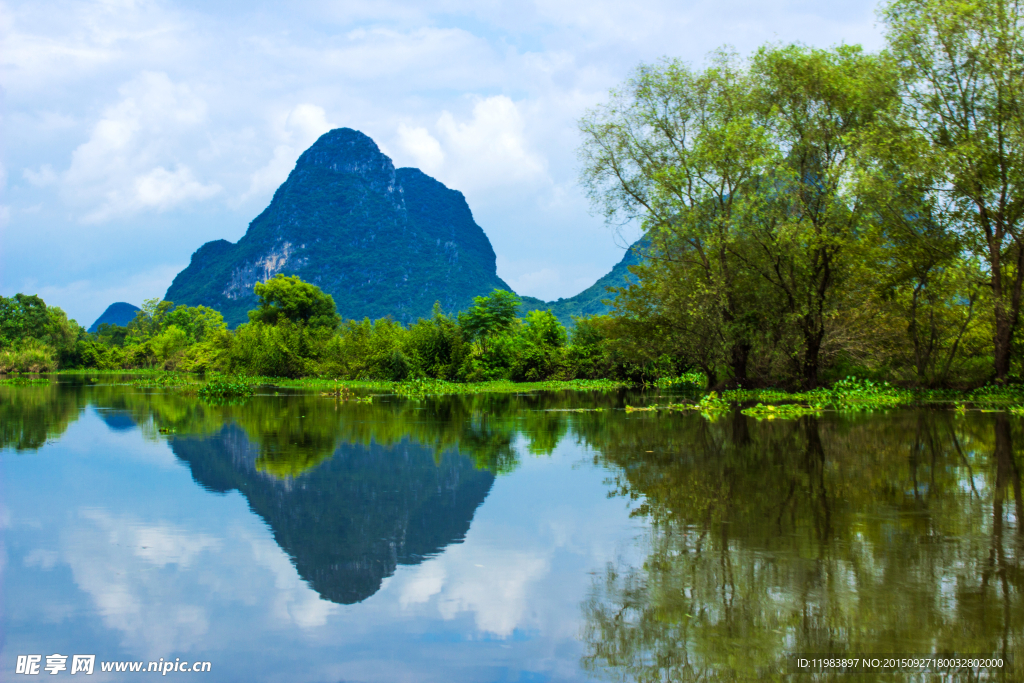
[163,127,638,327]
[166,128,512,326]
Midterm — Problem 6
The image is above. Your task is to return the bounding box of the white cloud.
[23,163,58,186]
[57,506,337,658]
[395,123,445,175]
[62,509,220,656]
[434,549,550,636]
[62,71,220,222]
[244,530,338,629]
[437,95,547,191]
[393,95,548,195]
[133,164,221,211]
[238,103,335,205]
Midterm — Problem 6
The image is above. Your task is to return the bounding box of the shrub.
[0,339,57,373]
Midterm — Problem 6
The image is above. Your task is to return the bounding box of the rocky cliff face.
[165,128,511,326]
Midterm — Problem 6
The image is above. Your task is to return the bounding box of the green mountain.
[87,302,141,333]
[165,128,512,327]
[521,237,646,324]
[164,126,646,327]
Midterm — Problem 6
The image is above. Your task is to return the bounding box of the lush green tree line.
[0,278,656,382]
[579,0,1024,388]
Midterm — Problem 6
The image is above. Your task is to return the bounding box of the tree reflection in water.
[3,379,1020,679]
[577,410,1022,682]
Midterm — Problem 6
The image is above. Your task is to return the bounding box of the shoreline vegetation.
[5,278,1024,414]
[6,370,1024,419]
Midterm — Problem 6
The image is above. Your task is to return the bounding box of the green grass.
[50,370,629,397]
[258,376,630,395]
[0,376,51,386]
[47,369,1024,415]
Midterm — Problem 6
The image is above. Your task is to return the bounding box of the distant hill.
[88,302,141,333]
[166,128,512,327]
[520,237,646,325]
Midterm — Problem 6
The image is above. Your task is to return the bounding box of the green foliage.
[249,274,341,328]
[228,320,328,378]
[198,377,256,400]
[0,294,85,371]
[741,402,824,420]
[653,372,706,390]
[881,0,1024,381]
[0,293,50,345]
[0,339,57,373]
[459,290,521,347]
[578,30,1011,389]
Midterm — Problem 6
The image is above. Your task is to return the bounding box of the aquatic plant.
[198,377,256,400]
[741,403,824,420]
[652,372,705,390]
[666,391,730,413]
[0,376,50,386]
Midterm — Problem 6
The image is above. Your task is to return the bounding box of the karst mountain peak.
[165,127,634,327]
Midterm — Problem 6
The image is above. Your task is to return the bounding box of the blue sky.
[1,0,884,327]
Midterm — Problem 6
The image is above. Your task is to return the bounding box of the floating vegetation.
[667,391,730,413]
[721,388,792,403]
[0,376,49,386]
[969,383,1024,405]
[129,373,202,391]
[724,377,911,412]
[198,377,256,400]
[814,377,912,411]
[320,385,355,400]
[741,402,824,420]
[652,372,705,390]
[626,392,731,418]
[246,376,629,395]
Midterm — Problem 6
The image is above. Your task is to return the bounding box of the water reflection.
[170,427,494,604]
[2,379,1022,681]
[578,410,1023,682]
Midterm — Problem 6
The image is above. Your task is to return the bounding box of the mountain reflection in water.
[1,378,1022,682]
[170,427,493,604]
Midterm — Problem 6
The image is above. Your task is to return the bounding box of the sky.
[1,0,885,327]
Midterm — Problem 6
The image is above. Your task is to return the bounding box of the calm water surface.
[1,379,1021,682]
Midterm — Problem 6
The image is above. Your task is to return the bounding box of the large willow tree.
[882,0,1024,382]
[579,46,898,388]
[578,51,768,385]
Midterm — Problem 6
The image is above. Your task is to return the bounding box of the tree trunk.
[989,237,1024,383]
[729,342,751,387]
[994,306,1014,383]
[803,324,824,389]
